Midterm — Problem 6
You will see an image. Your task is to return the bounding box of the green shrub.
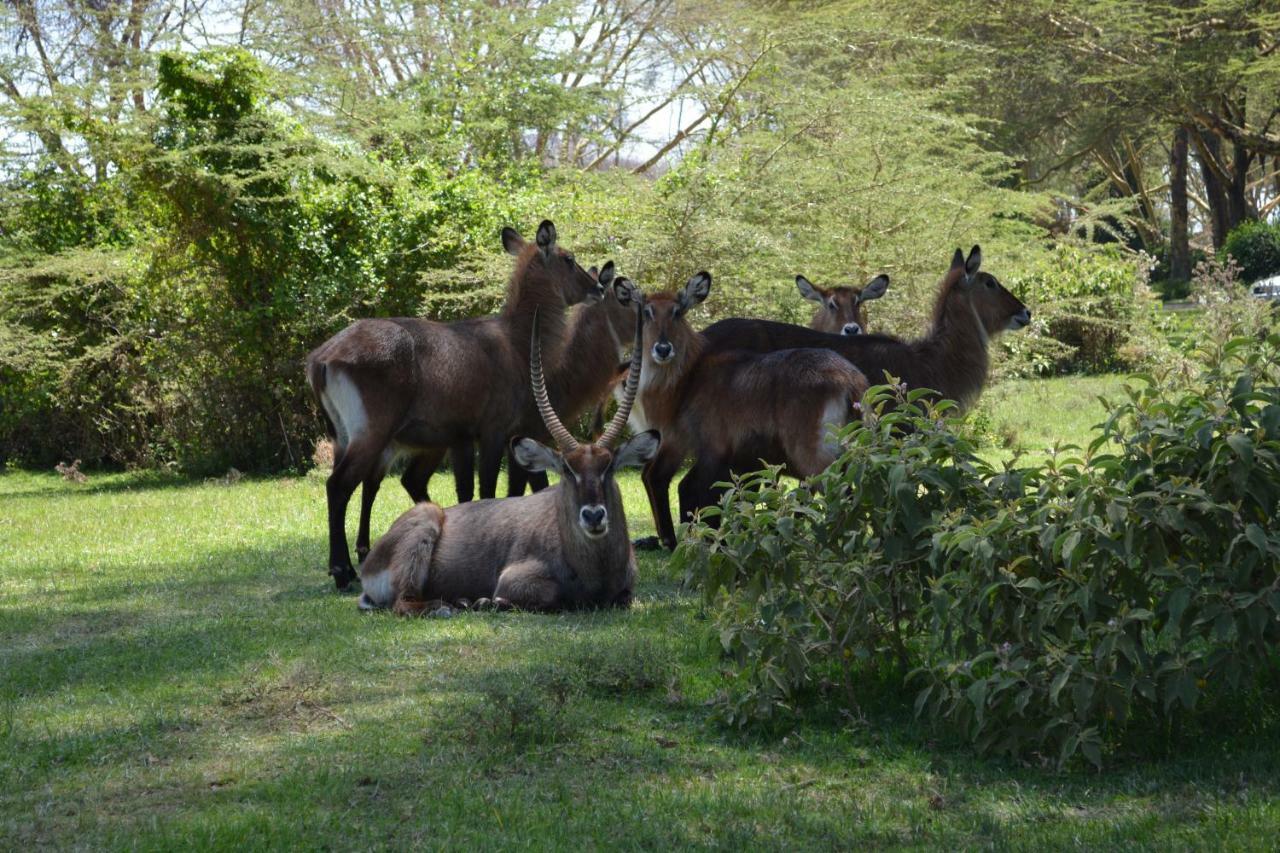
[1222,220,1280,284]
[679,330,1280,767]
[1001,244,1150,376]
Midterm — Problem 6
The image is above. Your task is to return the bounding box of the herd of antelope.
[306,220,1031,614]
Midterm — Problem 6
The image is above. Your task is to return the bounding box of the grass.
[3,374,1279,849]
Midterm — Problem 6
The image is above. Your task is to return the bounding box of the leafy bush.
[679,331,1280,767]
[1000,244,1150,376]
[1222,219,1280,284]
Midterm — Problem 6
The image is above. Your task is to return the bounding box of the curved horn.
[530,309,579,452]
[598,290,645,449]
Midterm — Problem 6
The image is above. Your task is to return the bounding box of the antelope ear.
[858,274,889,303]
[512,437,561,474]
[950,247,965,270]
[612,430,660,470]
[535,220,557,259]
[613,277,641,308]
[502,227,526,256]
[597,260,616,287]
[796,275,824,304]
[965,245,982,277]
[679,271,711,309]
[587,265,598,280]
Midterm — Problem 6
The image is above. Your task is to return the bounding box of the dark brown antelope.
[307,221,602,589]
[425,261,638,501]
[356,307,658,614]
[700,246,1030,412]
[797,273,889,335]
[614,273,871,551]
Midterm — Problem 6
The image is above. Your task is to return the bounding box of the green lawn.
[3,374,1279,849]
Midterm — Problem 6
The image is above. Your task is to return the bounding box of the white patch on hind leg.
[321,369,369,449]
[817,396,848,464]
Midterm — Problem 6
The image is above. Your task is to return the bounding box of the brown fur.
[618,274,870,550]
[357,423,660,614]
[701,247,1029,412]
[306,221,601,588]
[798,273,889,335]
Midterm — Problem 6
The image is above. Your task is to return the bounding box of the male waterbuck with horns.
[797,273,889,336]
[702,246,1030,412]
[615,272,872,551]
[356,305,659,614]
[307,221,602,589]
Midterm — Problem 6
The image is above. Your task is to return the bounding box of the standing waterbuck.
[797,273,889,335]
[615,272,871,551]
[307,221,602,589]
[701,246,1030,412]
[356,304,658,614]
[419,261,637,502]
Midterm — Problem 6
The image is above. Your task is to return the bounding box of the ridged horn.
[598,288,645,449]
[530,309,579,453]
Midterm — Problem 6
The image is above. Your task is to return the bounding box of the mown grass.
[3,374,1279,849]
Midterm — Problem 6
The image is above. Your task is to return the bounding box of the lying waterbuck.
[701,246,1030,412]
[307,221,602,589]
[356,305,658,614]
[615,272,871,551]
[797,273,889,335]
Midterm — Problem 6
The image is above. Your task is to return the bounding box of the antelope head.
[613,271,711,367]
[797,273,889,335]
[945,246,1031,341]
[514,305,660,540]
[502,219,605,305]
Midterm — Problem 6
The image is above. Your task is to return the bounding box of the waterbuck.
[356,306,658,614]
[426,261,638,502]
[307,221,602,589]
[614,272,871,551]
[701,246,1030,412]
[797,273,889,335]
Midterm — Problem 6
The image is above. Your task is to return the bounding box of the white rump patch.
[818,396,848,462]
[358,567,393,609]
[321,369,368,450]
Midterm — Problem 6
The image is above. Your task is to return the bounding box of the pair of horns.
[530,297,643,452]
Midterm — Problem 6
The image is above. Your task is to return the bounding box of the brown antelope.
[614,272,871,551]
[797,273,889,335]
[428,261,638,501]
[307,221,602,589]
[356,307,658,614]
[700,246,1030,412]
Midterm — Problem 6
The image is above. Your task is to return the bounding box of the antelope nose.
[580,505,607,535]
[842,322,862,335]
[653,341,673,361]
[1008,308,1032,330]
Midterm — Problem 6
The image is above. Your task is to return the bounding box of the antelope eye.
[985,279,995,288]
[827,299,837,311]
[644,305,655,320]
[565,252,575,265]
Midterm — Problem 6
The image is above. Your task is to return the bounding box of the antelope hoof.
[633,536,662,551]
[454,598,473,611]
[356,546,370,563]
[493,597,514,612]
[330,565,357,591]
[473,597,493,611]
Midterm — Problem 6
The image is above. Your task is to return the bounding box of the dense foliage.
[678,327,1280,768]
[1223,220,1280,284]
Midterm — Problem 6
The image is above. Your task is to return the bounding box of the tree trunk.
[1227,140,1255,230]
[1194,129,1230,249]
[1169,126,1191,284]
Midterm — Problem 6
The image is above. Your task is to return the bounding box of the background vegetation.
[2,1,1278,473]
